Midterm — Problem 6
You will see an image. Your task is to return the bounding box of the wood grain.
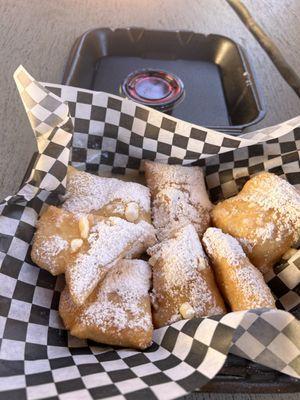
[243,0,300,76]
[1,0,300,201]
[228,0,300,97]
[0,3,299,397]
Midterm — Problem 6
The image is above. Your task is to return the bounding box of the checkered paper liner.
[0,66,299,400]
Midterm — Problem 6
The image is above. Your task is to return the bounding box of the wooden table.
[0,1,299,399]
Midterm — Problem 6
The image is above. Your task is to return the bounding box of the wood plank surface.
[1,0,300,202]
[243,0,300,77]
[0,2,299,398]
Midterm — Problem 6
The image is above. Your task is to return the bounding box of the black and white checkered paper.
[0,66,299,400]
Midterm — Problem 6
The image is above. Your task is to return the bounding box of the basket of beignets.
[31,164,298,349]
[2,66,299,398]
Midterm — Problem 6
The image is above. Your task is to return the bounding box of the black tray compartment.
[62,28,265,135]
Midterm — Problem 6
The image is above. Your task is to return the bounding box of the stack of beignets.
[31,161,298,349]
[144,163,278,319]
[31,207,155,306]
[32,168,156,349]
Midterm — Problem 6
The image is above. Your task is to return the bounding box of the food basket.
[0,66,299,399]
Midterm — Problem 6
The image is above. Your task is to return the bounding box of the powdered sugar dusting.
[242,173,300,241]
[203,227,275,309]
[63,168,150,214]
[145,161,212,236]
[152,187,210,235]
[35,235,68,261]
[203,228,245,266]
[234,266,275,308]
[148,224,224,321]
[80,260,152,332]
[67,217,156,305]
[255,222,275,242]
[145,161,212,208]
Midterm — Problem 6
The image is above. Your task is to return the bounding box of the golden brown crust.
[148,224,226,328]
[59,260,153,350]
[31,206,82,275]
[203,228,276,311]
[32,205,156,306]
[211,172,300,274]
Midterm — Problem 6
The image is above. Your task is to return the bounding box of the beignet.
[211,172,300,274]
[203,228,276,311]
[147,224,226,328]
[31,205,85,275]
[144,161,212,239]
[59,259,153,350]
[65,217,156,305]
[31,206,156,305]
[63,167,151,223]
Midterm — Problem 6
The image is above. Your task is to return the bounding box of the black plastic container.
[62,28,265,135]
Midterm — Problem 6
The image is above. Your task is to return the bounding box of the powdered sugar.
[203,227,275,309]
[145,161,212,236]
[81,260,152,332]
[63,168,150,214]
[35,235,68,261]
[242,173,300,240]
[255,222,275,242]
[152,187,209,234]
[148,224,224,320]
[149,224,207,271]
[234,266,274,308]
[145,161,212,208]
[66,217,156,305]
[203,228,245,266]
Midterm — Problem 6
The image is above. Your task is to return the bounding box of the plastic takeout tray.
[62,28,265,135]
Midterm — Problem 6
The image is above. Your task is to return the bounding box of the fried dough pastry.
[203,228,276,311]
[211,172,300,274]
[31,205,84,275]
[63,167,151,223]
[144,161,212,239]
[31,206,156,305]
[59,259,153,350]
[65,216,156,305]
[147,224,226,328]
